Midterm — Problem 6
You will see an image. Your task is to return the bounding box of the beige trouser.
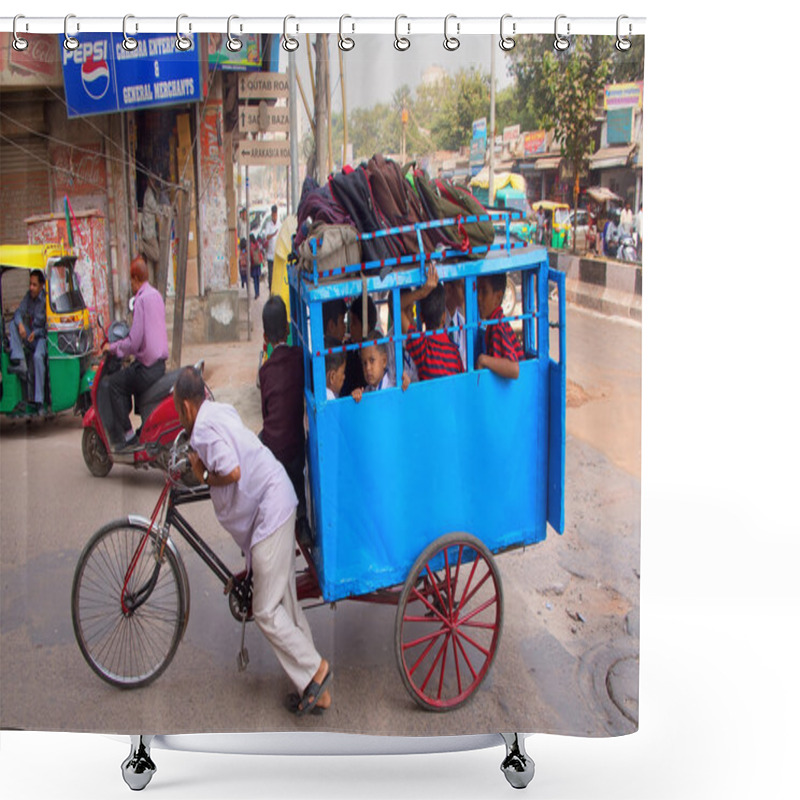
[250,511,321,694]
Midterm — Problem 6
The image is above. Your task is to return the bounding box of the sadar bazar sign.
[61,33,202,118]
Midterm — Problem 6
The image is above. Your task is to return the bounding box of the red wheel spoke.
[454,630,478,680]
[402,626,448,651]
[452,545,464,596]
[461,620,498,630]
[443,548,454,617]
[459,566,492,611]
[420,631,449,693]
[437,632,450,700]
[425,564,449,621]
[455,627,492,658]
[451,630,463,695]
[457,594,498,627]
[409,586,449,626]
[408,632,442,678]
[458,553,481,614]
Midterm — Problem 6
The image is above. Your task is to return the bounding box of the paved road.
[0,304,640,738]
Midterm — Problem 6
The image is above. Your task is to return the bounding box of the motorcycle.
[617,232,638,263]
[80,317,200,478]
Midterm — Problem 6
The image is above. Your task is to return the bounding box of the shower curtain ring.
[121,14,138,51]
[338,15,355,51]
[12,15,28,51]
[282,16,299,51]
[226,16,243,52]
[176,14,192,51]
[64,14,79,51]
[444,14,460,51]
[394,15,411,51]
[554,14,571,51]
[499,14,516,51]
[616,15,632,51]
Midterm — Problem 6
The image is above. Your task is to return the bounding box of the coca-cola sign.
[51,145,107,197]
[9,34,59,78]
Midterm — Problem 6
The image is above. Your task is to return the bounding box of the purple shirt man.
[99,257,168,448]
[108,279,168,366]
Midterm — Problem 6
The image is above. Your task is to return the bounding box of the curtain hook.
[64,14,79,51]
[12,14,28,51]
[226,15,243,52]
[444,14,460,51]
[394,15,410,51]
[554,14,571,52]
[499,14,516,51]
[121,14,138,51]
[616,15,632,51]
[176,14,192,52]
[282,15,299,52]
[338,15,355,51]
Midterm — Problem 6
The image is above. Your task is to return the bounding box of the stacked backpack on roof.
[294,154,495,278]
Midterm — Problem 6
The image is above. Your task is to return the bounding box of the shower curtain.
[0,22,643,744]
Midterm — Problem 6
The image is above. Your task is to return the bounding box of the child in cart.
[351,332,395,402]
[324,337,346,400]
[476,273,524,380]
[401,264,463,381]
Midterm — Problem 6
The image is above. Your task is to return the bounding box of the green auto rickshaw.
[1,243,93,419]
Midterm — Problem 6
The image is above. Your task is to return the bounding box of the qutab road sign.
[235,142,291,166]
[238,72,289,99]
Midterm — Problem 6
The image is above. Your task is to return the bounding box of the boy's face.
[174,395,198,435]
[350,314,364,343]
[477,277,504,320]
[444,280,464,314]
[361,344,387,388]
[326,314,346,343]
[327,362,346,395]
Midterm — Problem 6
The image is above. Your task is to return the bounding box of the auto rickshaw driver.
[8,268,47,415]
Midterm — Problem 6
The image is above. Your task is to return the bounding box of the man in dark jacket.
[9,269,47,414]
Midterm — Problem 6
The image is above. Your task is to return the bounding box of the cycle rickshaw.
[71,212,566,713]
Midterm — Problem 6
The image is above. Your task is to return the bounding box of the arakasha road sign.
[235,141,291,167]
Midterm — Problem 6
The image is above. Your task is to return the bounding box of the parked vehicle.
[617,233,638,263]
[0,244,93,419]
[470,169,532,243]
[80,317,197,478]
[531,201,571,249]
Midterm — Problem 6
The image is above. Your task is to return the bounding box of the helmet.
[108,320,129,343]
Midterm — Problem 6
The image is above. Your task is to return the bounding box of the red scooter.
[80,320,197,478]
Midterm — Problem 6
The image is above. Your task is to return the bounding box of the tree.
[540,38,611,253]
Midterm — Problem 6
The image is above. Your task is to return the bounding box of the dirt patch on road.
[567,379,606,408]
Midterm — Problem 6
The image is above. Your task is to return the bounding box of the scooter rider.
[98,256,168,451]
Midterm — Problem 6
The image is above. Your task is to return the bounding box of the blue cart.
[288,214,566,711]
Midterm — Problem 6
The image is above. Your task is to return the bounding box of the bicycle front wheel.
[71,520,188,689]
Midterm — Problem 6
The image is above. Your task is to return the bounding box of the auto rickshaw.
[530,201,571,249]
[0,243,93,419]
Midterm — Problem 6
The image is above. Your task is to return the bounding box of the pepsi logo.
[81,57,110,100]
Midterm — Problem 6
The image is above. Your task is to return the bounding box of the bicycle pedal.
[237,648,249,671]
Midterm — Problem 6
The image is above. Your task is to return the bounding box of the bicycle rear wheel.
[71,520,188,688]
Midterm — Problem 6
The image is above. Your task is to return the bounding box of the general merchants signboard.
[61,33,202,118]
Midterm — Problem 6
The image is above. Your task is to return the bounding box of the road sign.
[238,103,290,134]
[235,141,291,166]
[238,71,289,99]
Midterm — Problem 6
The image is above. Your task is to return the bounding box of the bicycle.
[71,434,256,688]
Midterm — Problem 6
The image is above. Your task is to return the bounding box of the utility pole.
[288,49,300,212]
[339,44,348,166]
[488,35,496,207]
[171,182,191,369]
[314,34,329,182]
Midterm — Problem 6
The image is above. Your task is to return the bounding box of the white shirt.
[445,307,467,370]
[263,217,280,260]
[326,387,337,400]
[190,400,297,569]
[364,370,394,392]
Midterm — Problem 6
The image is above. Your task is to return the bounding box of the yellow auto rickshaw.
[1,243,93,418]
[531,201,572,250]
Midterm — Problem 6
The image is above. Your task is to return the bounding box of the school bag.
[297,222,362,279]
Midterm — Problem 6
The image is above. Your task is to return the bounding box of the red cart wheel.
[395,533,503,711]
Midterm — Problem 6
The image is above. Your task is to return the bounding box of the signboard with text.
[604,81,644,110]
[523,131,547,156]
[238,104,290,134]
[235,141,291,167]
[208,33,262,71]
[238,71,289,99]
[61,33,202,118]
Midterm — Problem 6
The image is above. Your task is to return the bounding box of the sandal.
[295,668,333,716]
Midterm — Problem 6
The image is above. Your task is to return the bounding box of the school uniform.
[484,306,524,362]
[405,323,464,380]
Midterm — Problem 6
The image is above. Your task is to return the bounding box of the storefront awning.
[532,156,562,171]
[589,145,635,170]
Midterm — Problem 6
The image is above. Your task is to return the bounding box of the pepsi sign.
[62,33,202,118]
